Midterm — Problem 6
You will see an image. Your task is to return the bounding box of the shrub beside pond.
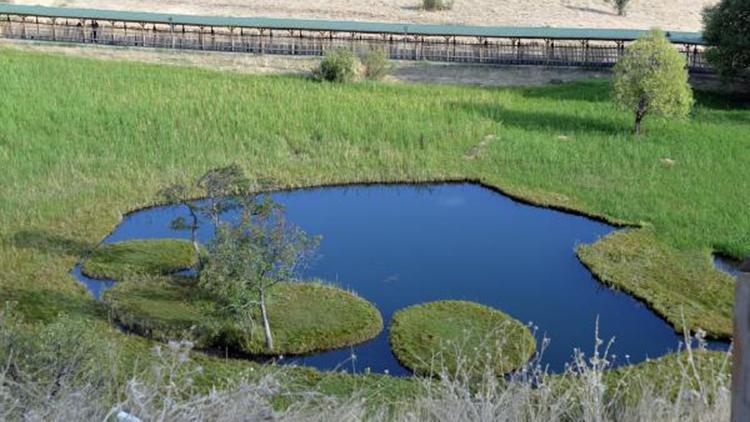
[104,278,383,356]
[389,300,536,377]
[81,239,199,280]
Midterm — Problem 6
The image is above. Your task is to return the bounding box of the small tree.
[200,198,319,352]
[158,165,253,266]
[613,30,694,135]
[703,0,750,79]
[610,0,630,16]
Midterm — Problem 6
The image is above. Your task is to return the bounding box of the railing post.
[733,258,750,422]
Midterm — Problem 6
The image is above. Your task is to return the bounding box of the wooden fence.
[0,15,710,71]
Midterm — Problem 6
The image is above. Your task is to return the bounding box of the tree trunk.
[189,210,201,268]
[259,291,274,352]
[634,98,647,136]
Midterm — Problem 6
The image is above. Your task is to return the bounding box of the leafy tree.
[200,197,319,352]
[610,0,631,16]
[613,30,694,135]
[158,165,253,266]
[703,0,750,79]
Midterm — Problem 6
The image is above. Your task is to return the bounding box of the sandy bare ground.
[1,39,617,87]
[11,0,716,32]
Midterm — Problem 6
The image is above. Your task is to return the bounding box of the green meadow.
[0,48,747,398]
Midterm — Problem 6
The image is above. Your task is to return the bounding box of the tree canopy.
[613,30,693,135]
[703,0,750,79]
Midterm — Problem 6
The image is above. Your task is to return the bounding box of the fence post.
[733,258,750,422]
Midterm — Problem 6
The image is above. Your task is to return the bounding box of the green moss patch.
[389,301,536,377]
[242,282,383,355]
[82,239,199,280]
[577,229,735,338]
[104,278,383,355]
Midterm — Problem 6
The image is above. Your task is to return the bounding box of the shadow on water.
[72,183,729,375]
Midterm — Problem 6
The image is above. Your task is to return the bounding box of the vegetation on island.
[577,229,735,338]
[389,301,536,377]
[105,277,383,355]
[99,166,382,355]
[199,189,320,352]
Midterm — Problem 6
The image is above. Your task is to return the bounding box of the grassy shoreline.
[0,48,747,398]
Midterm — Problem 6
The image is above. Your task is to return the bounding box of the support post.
[51,18,56,41]
[169,18,175,49]
[732,258,750,422]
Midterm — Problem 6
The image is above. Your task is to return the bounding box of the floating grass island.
[105,277,383,356]
[389,301,536,377]
[82,239,199,280]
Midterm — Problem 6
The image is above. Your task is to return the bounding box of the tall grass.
[0,305,730,421]
[0,49,746,403]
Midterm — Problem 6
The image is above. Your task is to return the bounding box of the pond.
[74,183,727,375]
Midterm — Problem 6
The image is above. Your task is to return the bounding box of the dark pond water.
[74,183,728,375]
[714,255,743,279]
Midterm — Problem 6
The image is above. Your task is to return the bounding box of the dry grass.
[16,0,716,31]
[0,306,730,421]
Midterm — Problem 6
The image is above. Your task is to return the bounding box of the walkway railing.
[0,4,711,71]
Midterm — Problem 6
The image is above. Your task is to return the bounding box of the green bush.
[316,48,359,83]
[611,0,630,16]
[422,0,453,11]
[362,49,391,80]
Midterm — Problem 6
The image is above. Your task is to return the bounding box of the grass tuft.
[577,229,735,338]
[105,278,383,355]
[389,300,536,377]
